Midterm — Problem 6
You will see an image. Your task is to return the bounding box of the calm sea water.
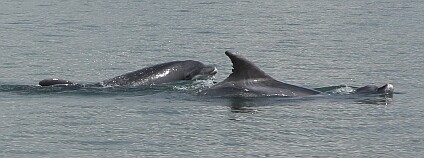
[1,0,423,157]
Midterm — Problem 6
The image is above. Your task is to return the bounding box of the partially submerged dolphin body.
[355,84,394,94]
[39,60,217,87]
[201,51,321,97]
[201,51,394,97]
[39,78,74,86]
[38,52,394,98]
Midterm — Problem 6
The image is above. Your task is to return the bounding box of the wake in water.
[0,81,394,96]
[0,80,397,110]
[10,51,393,104]
[0,79,215,97]
[0,51,395,106]
[315,85,396,106]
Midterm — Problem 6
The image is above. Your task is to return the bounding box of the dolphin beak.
[210,67,218,75]
[201,65,218,76]
[191,66,218,80]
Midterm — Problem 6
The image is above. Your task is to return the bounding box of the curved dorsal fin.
[224,51,271,81]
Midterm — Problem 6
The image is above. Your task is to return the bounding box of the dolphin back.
[39,78,75,86]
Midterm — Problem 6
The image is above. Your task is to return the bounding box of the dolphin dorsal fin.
[224,51,270,81]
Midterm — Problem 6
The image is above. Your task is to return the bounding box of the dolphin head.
[355,85,379,93]
[355,83,394,94]
[180,60,217,80]
[377,83,394,94]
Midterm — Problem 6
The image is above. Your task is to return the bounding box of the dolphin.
[39,60,217,87]
[39,78,75,86]
[201,51,321,97]
[355,83,394,94]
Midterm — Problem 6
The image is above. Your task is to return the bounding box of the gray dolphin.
[355,83,394,94]
[39,60,217,87]
[201,51,321,97]
[39,78,75,86]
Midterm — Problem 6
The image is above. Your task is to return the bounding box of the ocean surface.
[1,0,423,157]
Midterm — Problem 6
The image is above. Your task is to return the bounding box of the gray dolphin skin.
[201,51,321,97]
[39,78,75,86]
[355,83,394,94]
[101,60,217,86]
[39,60,217,87]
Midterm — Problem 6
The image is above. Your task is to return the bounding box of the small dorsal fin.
[224,51,270,81]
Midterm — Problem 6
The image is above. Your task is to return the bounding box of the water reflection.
[223,93,394,114]
[228,98,260,114]
[355,94,394,105]
[224,97,306,113]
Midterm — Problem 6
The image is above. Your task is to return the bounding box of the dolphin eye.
[184,74,192,80]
